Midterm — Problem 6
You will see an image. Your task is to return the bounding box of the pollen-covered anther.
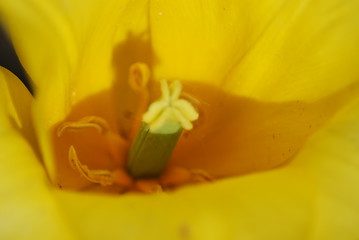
[58,115,126,161]
[57,116,111,137]
[68,145,132,188]
[142,79,199,133]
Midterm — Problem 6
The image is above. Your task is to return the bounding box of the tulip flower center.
[52,62,337,194]
[127,79,199,179]
[54,63,212,193]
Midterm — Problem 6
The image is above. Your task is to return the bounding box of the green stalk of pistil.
[126,122,182,179]
[126,79,199,179]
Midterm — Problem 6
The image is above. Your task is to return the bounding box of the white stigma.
[142,79,199,133]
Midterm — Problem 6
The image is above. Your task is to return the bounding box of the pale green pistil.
[126,80,199,179]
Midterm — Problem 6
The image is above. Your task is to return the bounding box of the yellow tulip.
[1,0,359,239]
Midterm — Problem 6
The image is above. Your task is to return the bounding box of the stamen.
[57,116,111,137]
[68,145,132,188]
[68,145,114,186]
[128,62,150,91]
[57,115,127,161]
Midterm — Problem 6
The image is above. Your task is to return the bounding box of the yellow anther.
[128,62,150,91]
[57,116,111,137]
[68,145,133,188]
[142,80,199,133]
[68,145,114,186]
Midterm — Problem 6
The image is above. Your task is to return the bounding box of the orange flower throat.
[52,62,336,194]
[54,63,211,193]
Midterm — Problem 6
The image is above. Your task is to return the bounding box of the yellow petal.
[150,0,287,84]
[54,91,359,240]
[290,97,359,239]
[0,0,77,88]
[0,67,35,146]
[0,0,151,181]
[150,0,359,102]
[1,0,79,180]
[0,0,150,121]
[224,0,359,102]
[60,0,150,103]
[0,69,75,239]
